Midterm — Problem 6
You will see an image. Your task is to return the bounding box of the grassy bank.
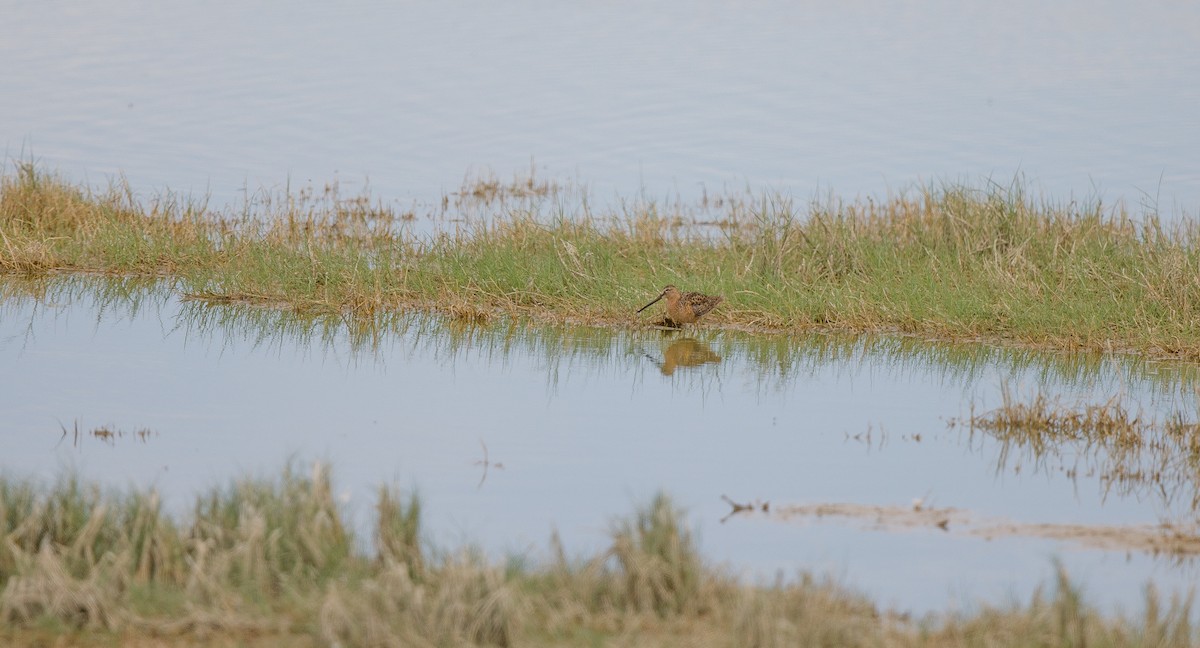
[0,465,1194,647]
[3,164,1200,359]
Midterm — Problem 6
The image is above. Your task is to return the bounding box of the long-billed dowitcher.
[636,285,723,326]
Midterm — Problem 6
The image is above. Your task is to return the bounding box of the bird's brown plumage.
[637,285,723,326]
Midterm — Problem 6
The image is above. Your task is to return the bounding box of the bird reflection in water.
[646,337,722,376]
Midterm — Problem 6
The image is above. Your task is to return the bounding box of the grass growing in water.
[4,164,1200,359]
[0,465,1196,647]
[958,386,1200,511]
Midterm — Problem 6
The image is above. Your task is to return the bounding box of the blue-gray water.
[3,1,1198,215]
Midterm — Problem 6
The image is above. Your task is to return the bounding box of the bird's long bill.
[636,291,666,313]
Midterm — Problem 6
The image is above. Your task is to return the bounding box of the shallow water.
[3,1,1199,216]
[2,278,1199,614]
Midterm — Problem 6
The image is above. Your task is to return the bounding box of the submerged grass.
[0,465,1195,647]
[4,164,1200,359]
[958,386,1200,511]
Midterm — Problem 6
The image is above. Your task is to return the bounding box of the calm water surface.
[3,1,1199,215]
[2,279,1198,614]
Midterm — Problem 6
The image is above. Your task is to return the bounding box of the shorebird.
[636,285,723,327]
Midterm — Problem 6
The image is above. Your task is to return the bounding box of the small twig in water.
[720,495,769,523]
[473,439,504,489]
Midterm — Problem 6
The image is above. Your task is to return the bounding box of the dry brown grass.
[955,386,1200,511]
[0,465,1195,647]
[961,387,1147,447]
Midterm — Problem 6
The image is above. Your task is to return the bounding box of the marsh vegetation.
[959,386,1200,511]
[4,164,1200,359]
[1,466,1196,647]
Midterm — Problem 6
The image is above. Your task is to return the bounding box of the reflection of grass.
[6,274,1200,401]
[1,466,1195,646]
[6,164,1200,360]
[958,387,1200,511]
[962,387,1147,446]
[58,420,157,448]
